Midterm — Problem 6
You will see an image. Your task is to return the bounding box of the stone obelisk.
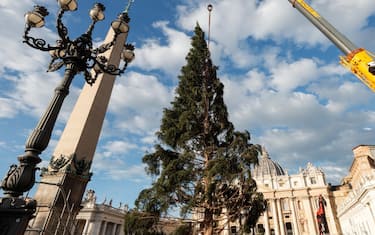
[26,18,131,235]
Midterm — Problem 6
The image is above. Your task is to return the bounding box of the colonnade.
[260,197,317,235]
[80,219,123,235]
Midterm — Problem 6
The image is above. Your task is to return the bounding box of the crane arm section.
[288,0,375,92]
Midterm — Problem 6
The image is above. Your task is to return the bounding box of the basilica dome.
[253,146,286,178]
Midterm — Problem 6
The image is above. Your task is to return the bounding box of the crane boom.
[288,0,375,92]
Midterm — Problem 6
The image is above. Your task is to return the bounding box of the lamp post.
[0,1,135,234]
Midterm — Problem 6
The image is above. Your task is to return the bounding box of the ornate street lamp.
[23,3,134,85]
[0,1,135,234]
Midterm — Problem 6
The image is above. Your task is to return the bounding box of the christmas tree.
[134,24,266,235]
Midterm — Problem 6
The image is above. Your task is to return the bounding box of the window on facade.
[293,181,298,187]
[300,220,307,233]
[297,200,303,210]
[231,226,237,235]
[314,197,319,209]
[279,181,285,187]
[271,229,275,235]
[267,201,271,212]
[310,177,317,184]
[257,224,265,234]
[286,222,293,235]
[281,198,289,211]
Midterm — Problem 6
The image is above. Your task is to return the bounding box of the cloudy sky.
[1,0,375,210]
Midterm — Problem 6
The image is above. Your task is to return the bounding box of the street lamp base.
[0,197,37,235]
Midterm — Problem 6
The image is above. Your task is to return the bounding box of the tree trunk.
[203,56,213,235]
[204,226,213,235]
[203,208,213,235]
[203,147,213,235]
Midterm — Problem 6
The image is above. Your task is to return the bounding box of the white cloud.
[314,0,375,48]
[322,165,348,184]
[111,72,171,112]
[269,58,319,92]
[109,71,173,134]
[107,164,149,182]
[177,0,375,66]
[0,98,20,118]
[140,132,158,145]
[219,46,375,186]
[92,150,149,182]
[0,141,6,148]
[103,140,138,155]
[1,70,80,123]
[0,1,58,74]
[0,0,81,122]
[131,21,191,76]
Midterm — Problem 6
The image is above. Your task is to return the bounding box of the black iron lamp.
[3,0,135,197]
[23,2,135,85]
[0,1,135,234]
[58,0,78,11]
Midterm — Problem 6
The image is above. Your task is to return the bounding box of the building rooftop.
[253,146,286,178]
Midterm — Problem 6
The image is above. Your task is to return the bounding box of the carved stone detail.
[73,155,92,178]
[44,153,92,179]
[49,154,70,172]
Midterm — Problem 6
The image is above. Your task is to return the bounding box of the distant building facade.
[251,147,342,235]
[333,145,375,235]
[74,190,127,235]
[74,190,185,235]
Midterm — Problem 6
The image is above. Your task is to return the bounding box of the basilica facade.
[251,147,342,235]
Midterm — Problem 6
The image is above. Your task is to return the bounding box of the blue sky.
[1,0,375,212]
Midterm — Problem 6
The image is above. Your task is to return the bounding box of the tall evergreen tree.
[134,24,266,235]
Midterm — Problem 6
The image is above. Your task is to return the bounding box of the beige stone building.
[332,145,375,235]
[74,190,127,235]
[74,190,186,235]
[251,147,342,235]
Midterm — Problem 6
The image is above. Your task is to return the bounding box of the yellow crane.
[288,0,375,91]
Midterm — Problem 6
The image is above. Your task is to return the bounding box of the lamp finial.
[124,0,135,13]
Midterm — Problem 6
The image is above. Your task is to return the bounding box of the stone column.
[277,199,286,235]
[83,220,95,235]
[303,197,317,234]
[263,210,270,235]
[271,199,280,235]
[367,201,375,224]
[324,195,339,235]
[80,219,87,235]
[101,221,107,235]
[289,198,299,235]
[112,224,117,235]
